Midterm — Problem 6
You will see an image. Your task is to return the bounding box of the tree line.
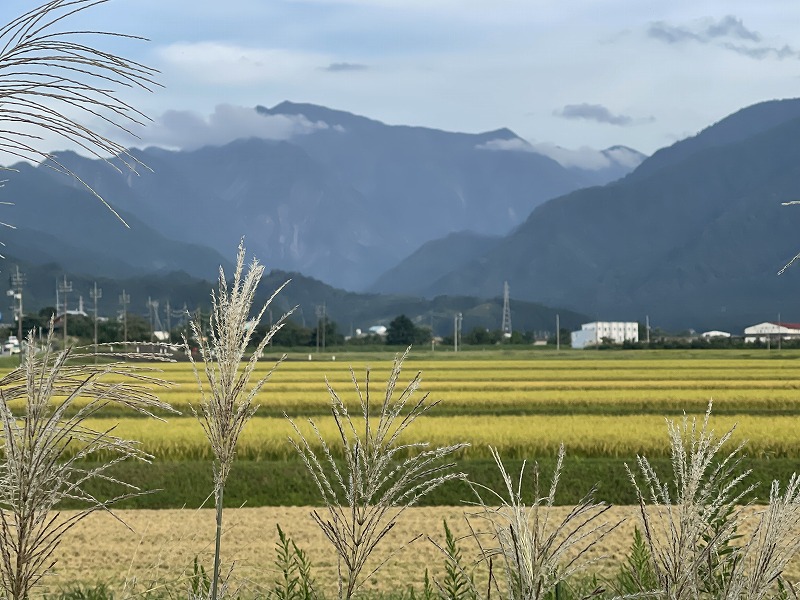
[5,310,556,349]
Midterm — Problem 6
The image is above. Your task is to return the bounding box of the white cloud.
[475,137,646,172]
[604,146,645,169]
[529,143,614,171]
[128,104,335,150]
[474,138,532,152]
[157,42,327,84]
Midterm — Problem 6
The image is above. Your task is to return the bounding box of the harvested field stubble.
[53,505,800,595]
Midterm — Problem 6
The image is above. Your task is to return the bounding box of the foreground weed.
[288,348,468,600]
[435,520,475,600]
[467,446,616,600]
[270,525,316,600]
[610,528,657,597]
[187,241,291,600]
[0,330,173,600]
[627,401,800,599]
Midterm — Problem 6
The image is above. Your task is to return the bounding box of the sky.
[3,0,800,166]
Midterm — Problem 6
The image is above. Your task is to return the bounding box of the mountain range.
[375,98,800,330]
[33,102,643,291]
[3,98,800,332]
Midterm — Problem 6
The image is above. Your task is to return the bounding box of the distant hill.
[0,162,230,280]
[411,98,800,331]
[0,255,588,338]
[34,101,643,291]
[369,231,502,295]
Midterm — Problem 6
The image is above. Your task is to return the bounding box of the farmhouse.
[570,321,638,349]
[744,321,800,343]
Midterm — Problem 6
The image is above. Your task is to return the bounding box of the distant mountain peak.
[257,101,384,131]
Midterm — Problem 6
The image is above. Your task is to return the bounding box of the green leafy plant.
[611,527,657,597]
[270,525,316,600]
[436,520,475,600]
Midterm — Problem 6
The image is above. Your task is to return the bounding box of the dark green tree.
[386,315,430,346]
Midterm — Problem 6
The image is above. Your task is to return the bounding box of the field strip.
[52,505,800,594]
[73,413,800,460]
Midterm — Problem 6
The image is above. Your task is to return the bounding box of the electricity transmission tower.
[90,282,102,361]
[118,290,130,343]
[501,281,512,339]
[146,297,162,344]
[58,276,73,346]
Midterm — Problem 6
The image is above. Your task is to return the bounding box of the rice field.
[19,354,800,418]
[9,352,800,460]
[7,350,800,593]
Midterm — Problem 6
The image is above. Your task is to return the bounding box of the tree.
[386,314,430,346]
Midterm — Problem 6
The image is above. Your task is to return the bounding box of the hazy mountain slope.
[423,101,800,330]
[0,162,230,280]
[629,98,800,182]
[369,231,501,295]
[42,102,643,291]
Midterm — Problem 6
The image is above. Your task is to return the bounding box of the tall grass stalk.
[0,0,160,225]
[186,241,291,600]
[288,348,468,600]
[626,401,800,599]
[0,329,174,600]
[466,446,617,600]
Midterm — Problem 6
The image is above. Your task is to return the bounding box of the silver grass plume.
[0,0,160,227]
[465,446,618,600]
[186,240,292,600]
[288,347,469,600]
[626,402,755,600]
[0,328,174,600]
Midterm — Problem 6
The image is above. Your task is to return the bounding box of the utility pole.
[556,313,560,351]
[9,266,24,364]
[90,282,102,362]
[315,304,325,353]
[118,289,130,343]
[165,300,171,343]
[778,313,782,351]
[453,312,462,352]
[58,275,72,347]
[646,315,651,345]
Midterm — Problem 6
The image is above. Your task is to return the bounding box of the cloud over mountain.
[125,104,338,150]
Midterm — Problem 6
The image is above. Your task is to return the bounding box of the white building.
[744,322,800,343]
[701,330,731,339]
[571,321,638,349]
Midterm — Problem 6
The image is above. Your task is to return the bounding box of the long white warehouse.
[571,321,639,349]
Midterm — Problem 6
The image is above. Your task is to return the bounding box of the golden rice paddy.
[6,351,800,590]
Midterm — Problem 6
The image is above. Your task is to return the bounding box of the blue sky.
[3,0,800,164]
